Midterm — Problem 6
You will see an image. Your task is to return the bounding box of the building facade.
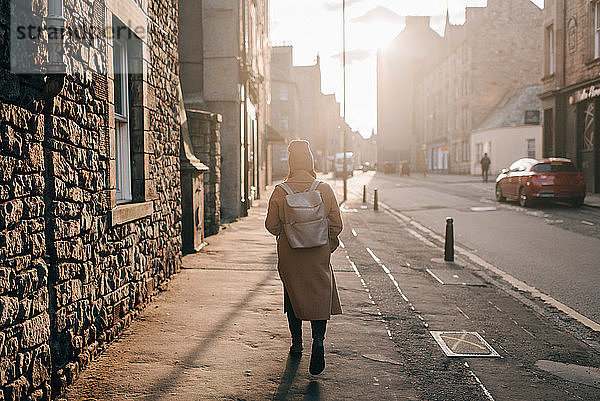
[541,0,600,193]
[270,46,300,178]
[2,0,184,398]
[378,0,543,174]
[270,46,349,179]
[377,17,440,173]
[179,0,270,220]
[470,85,543,175]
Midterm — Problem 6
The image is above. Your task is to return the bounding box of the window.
[527,139,536,158]
[533,162,577,173]
[595,4,600,58]
[279,86,288,101]
[114,37,131,203]
[546,25,554,74]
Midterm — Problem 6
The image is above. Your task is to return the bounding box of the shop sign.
[524,110,540,125]
[569,85,600,104]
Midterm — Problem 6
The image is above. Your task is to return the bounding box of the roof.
[476,85,542,131]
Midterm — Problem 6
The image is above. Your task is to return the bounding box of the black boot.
[309,339,325,374]
[309,320,327,375]
[285,289,302,355]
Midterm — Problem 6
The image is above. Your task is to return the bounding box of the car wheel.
[570,197,584,208]
[495,184,505,202]
[519,187,530,207]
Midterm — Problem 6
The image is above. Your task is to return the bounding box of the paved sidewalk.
[63,198,418,400]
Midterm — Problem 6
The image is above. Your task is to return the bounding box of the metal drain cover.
[426,268,485,286]
[430,331,500,357]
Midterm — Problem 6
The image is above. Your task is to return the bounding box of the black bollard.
[374,189,379,211]
[362,185,367,203]
[444,217,454,262]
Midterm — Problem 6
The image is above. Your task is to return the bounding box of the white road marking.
[465,362,496,401]
[582,220,595,226]
[458,247,600,332]
[339,239,345,248]
[456,306,470,320]
[379,200,600,332]
[426,268,445,285]
[366,247,381,263]
[406,228,436,247]
[352,229,358,237]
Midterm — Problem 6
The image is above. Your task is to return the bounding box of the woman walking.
[265,140,343,375]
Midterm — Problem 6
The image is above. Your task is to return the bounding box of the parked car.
[495,158,586,207]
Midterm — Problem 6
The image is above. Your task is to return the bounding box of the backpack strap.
[309,179,322,192]
[277,182,295,195]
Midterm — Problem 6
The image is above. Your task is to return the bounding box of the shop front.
[569,83,600,193]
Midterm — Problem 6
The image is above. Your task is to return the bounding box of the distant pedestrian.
[265,140,343,375]
[480,153,491,182]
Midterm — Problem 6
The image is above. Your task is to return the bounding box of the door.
[580,101,597,193]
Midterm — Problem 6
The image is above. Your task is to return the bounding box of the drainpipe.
[44,0,66,98]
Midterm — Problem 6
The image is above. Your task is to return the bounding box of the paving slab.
[63,199,418,400]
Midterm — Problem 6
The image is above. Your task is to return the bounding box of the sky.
[270,0,544,138]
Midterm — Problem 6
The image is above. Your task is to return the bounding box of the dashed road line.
[456,306,470,320]
[352,228,358,237]
[363,245,494,399]
[378,201,600,332]
[582,220,595,226]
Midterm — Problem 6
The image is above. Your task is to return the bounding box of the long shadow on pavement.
[146,270,275,400]
[272,353,302,400]
[303,381,320,401]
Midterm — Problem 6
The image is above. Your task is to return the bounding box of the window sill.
[110,201,153,226]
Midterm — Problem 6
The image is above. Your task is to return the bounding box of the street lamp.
[342,0,347,202]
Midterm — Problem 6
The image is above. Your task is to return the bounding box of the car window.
[533,162,577,173]
[509,161,521,171]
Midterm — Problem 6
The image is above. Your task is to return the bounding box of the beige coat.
[265,171,343,320]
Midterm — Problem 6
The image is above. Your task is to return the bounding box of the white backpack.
[277,180,329,249]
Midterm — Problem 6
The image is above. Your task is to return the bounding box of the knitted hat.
[288,140,314,173]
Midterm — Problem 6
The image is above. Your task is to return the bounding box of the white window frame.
[595,3,600,59]
[114,38,132,203]
[527,139,536,158]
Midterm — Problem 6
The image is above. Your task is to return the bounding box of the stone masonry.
[186,109,221,237]
[1,0,183,399]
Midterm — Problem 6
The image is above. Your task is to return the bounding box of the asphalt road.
[328,171,600,400]
[335,171,600,326]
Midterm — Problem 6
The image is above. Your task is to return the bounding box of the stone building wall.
[405,0,543,174]
[187,110,221,237]
[0,99,50,400]
[0,0,183,399]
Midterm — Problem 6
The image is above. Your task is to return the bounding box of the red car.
[495,158,586,207]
